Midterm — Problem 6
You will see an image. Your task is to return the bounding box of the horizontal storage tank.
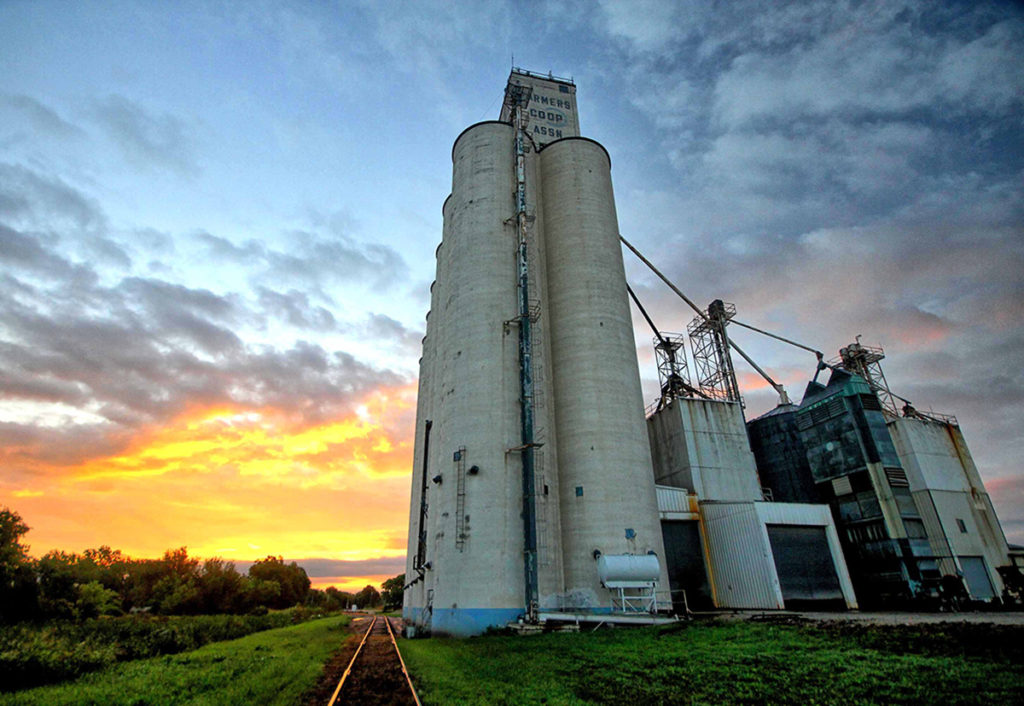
[597,554,661,587]
[539,136,668,609]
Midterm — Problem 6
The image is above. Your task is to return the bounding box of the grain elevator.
[404,70,668,636]
[404,71,1016,636]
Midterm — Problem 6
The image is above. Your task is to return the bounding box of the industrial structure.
[404,70,1016,636]
[749,342,1013,604]
[404,69,667,636]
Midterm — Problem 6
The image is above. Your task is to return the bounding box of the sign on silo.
[500,69,580,147]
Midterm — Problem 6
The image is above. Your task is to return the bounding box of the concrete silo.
[539,138,668,606]
[405,70,668,635]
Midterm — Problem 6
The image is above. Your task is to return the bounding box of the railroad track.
[327,615,421,706]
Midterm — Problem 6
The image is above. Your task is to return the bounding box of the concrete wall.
[648,398,763,502]
[523,139,566,609]
[540,137,668,610]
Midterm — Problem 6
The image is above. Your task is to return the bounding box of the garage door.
[767,524,843,605]
[958,556,995,600]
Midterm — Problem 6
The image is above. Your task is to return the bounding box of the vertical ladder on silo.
[454,447,467,551]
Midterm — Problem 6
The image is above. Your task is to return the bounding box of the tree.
[248,556,311,609]
[36,550,81,618]
[197,558,244,614]
[324,586,355,610]
[0,507,37,622]
[380,574,405,611]
[76,581,122,619]
[354,584,381,609]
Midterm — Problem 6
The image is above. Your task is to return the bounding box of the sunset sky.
[2,1,1022,591]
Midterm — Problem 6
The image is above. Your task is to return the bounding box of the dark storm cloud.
[93,94,198,176]
[232,555,406,580]
[293,556,406,579]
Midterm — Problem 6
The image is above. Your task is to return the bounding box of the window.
[904,519,928,539]
[956,518,968,533]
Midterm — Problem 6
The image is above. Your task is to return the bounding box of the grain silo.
[404,69,668,636]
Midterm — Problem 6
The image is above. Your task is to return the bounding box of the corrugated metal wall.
[700,502,782,609]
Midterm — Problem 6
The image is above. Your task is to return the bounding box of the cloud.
[0,219,410,472]
[359,313,423,353]
[280,556,406,579]
[193,228,410,293]
[257,287,340,331]
[0,163,105,230]
[598,0,689,52]
[0,94,82,139]
[93,94,199,175]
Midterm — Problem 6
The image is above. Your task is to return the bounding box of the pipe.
[512,94,539,621]
[731,319,823,359]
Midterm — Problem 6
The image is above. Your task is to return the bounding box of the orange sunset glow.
[4,384,417,591]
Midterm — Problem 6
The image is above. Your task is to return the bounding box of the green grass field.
[0,615,350,705]
[399,620,1024,705]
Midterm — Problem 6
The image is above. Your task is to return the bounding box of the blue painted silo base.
[429,607,525,637]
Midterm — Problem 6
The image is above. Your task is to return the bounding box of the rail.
[327,615,421,706]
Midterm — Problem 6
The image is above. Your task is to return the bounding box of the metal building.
[748,344,1015,605]
[404,69,667,636]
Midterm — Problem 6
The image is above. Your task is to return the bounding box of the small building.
[749,369,937,605]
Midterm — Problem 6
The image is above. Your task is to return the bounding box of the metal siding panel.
[700,502,782,609]
[657,485,693,514]
[959,556,996,600]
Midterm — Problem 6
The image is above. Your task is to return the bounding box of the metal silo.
[539,137,669,609]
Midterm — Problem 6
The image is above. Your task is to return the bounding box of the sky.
[1,1,1022,592]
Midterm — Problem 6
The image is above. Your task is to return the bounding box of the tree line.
[1,507,388,623]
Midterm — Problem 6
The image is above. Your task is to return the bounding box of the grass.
[0,615,351,705]
[0,608,332,691]
[399,620,1024,705]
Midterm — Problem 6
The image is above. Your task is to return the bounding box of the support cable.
[625,284,710,403]
[619,234,790,405]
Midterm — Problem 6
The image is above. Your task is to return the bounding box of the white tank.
[539,137,669,609]
[597,553,661,587]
